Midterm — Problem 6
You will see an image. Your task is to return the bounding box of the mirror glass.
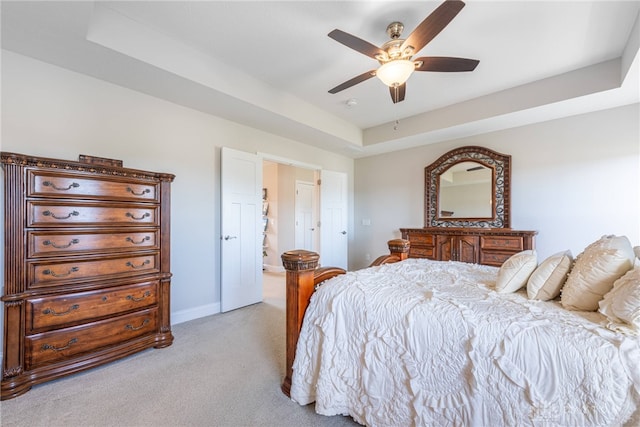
[438,161,492,219]
[425,146,511,228]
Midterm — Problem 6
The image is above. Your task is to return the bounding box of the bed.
[280,237,640,426]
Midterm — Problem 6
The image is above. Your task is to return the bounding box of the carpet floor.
[0,272,358,427]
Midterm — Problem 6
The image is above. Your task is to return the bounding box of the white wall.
[2,49,639,325]
[0,50,354,324]
[353,103,640,270]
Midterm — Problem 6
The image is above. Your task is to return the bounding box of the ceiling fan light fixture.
[376,60,415,87]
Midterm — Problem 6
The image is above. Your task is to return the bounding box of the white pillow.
[495,250,537,293]
[599,262,640,334]
[561,235,635,311]
[527,250,573,300]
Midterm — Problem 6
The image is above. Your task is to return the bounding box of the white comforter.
[290,259,640,426]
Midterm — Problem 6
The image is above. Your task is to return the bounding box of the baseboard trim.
[171,303,220,325]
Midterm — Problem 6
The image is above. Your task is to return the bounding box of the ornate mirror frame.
[425,146,511,228]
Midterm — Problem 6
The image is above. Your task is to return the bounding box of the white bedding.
[290,259,640,426]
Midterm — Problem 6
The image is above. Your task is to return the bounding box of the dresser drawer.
[479,251,514,267]
[410,247,435,259]
[28,229,158,257]
[29,253,159,288]
[27,202,157,227]
[28,170,158,202]
[405,232,435,245]
[26,281,159,332]
[480,236,524,251]
[25,308,158,370]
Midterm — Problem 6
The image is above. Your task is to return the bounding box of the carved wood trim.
[1,152,174,400]
[78,154,123,167]
[280,250,320,396]
[425,146,511,228]
[1,152,175,182]
[281,241,408,397]
[371,239,410,266]
[408,227,535,236]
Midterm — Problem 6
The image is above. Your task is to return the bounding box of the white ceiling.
[2,1,639,158]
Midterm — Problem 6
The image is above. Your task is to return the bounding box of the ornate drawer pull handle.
[126,236,151,245]
[43,210,80,220]
[126,260,151,269]
[126,187,151,196]
[43,238,80,249]
[125,212,151,221]
[43,181,80,191]
[43,266,79,277]
[125,319,150,331]
[126,291,151,302]
[41,338,78,352]
[42,304,80,316]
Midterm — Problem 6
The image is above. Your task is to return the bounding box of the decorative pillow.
[634,246,640,260]
[495,250,537,293]
[561,235,635,311]
[599,262,640,334]
[527,250,573,300]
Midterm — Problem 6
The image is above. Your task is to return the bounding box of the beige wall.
[353,103,640,269]
[2,48,640,325]
[0,50,354,324]
[262,161,316,271]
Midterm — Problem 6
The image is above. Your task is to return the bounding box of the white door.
[221,147,263,312]
[320,170,348,269]
[295,181,315,251]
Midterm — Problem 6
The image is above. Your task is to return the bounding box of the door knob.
[224,235,237,240]
[341,231,347,235]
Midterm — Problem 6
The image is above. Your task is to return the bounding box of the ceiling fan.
[328,0,479,104]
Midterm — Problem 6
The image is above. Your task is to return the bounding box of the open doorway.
[220,148,347,312]
[262,160,319,272]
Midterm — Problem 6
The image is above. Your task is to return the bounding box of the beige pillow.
[527,250,573,300]
[561,235,635,311]
[634,245,640,260]
[495,250,537,293]
[599,262,640,333]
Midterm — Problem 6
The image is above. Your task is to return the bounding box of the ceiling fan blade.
[401,0,466,55]
[414,56,479,72]
[328,29,385,59]
[390,83,406,104]
[328,70,376,94]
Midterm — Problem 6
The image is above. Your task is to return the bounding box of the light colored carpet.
[0,272,358,427]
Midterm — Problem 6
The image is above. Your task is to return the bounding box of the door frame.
[258,153,349,269]
[259,152,321,268]
[258,153,321,171]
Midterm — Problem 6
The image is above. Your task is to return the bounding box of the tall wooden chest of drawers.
[1,152,175,400]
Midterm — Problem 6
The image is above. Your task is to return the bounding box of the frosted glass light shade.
[376,60,415,87]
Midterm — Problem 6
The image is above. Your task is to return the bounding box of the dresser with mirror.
[401,146,536,267]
